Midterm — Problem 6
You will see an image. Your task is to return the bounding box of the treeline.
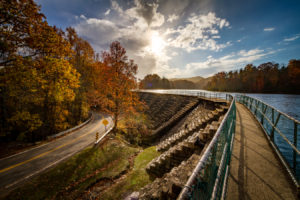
[139,74,206,89]
[206,60,300,94]
[0,0,140,142]
[140,60,300,94]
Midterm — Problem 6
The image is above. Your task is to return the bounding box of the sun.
[150,32,165,55]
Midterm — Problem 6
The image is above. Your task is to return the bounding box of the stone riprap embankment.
[134,92,229,199]
[138,92,200,144]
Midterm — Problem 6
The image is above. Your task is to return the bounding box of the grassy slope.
[100,146,160,200]
[5,138,139,200]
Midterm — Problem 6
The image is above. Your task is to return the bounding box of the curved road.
[0,112,113,195]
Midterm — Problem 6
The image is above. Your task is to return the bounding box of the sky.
[35,0,300,79]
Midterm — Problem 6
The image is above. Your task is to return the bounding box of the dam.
[136,90,299,200]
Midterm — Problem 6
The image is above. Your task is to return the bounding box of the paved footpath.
[0,113,113,197]
[226,103,297,200]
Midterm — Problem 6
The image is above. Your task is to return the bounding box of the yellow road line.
[0,122,101,174]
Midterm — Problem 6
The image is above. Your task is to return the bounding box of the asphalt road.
[0,112,113,195]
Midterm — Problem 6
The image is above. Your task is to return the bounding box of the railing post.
[250,98,253,110]
[293,122,298,173]
[254,101,259,116]
[272,108,274,124]
[261,104,267,125]
[261,104,264,123]
[271,113,281,142]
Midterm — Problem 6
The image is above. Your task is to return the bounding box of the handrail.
[254,106,300,154]
[137,89,231,102]
[178,95,236,200]
[236,94,299,186]
[239,94,300,124]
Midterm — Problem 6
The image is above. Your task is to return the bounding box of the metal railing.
[236,94,300,186]
[137,89,230,102]
[178,96,236,200]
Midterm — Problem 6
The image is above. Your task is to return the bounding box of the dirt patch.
[79,150,141,200]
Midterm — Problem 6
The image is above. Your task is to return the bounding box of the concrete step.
[146,120,222,179]
[157,108,224,152]
[139,154,201,200]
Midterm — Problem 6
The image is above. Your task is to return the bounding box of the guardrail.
[95,119,114,144]
[236,94,300,187]
[178,95,236,200]
[48,113,93,139]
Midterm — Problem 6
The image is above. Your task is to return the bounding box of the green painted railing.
[236,94,300,187]
[178,96,236,200]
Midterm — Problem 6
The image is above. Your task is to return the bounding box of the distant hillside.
[170,76,211,89]
[171,80,197,89]
[170,76,205,83]
[140,74,211,89]
[195,77,212,89]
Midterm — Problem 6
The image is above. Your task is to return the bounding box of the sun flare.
[150,32,165,55]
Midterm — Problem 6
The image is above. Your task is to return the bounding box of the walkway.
[226,103,297,200]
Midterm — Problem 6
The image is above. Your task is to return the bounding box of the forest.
[0,0,140,142]
[140,60,300,94]
[206,60,300,93]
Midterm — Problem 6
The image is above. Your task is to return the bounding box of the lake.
[141,89,300,121]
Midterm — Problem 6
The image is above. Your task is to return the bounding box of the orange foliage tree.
[89,41,142,130]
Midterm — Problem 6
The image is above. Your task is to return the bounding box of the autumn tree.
[287,59,300,93]
[0,0,44,66]
[0,0,81,141]
[140,74,176,89]
[140,74,162,89]
[66,27,95,124]
[90,41,141,130]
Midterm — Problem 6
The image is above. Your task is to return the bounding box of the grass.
[3,134,160,200]
[4,138,139,200]
[100,146,160,200]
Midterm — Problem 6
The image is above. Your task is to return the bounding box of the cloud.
[120,0,165,28]
[133,0,165,27]
[264,27,275,32]
[111,0,123,14]
[73,2,232,78]
[74,0,168,78]
[171,52,178,56]
[283,34,300,42]
[165,12,230,52]
[75,18,120,46]
[167,14,179,22]
[104,9,110,16]
[238,49,264,57]
[180,48,277,77]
